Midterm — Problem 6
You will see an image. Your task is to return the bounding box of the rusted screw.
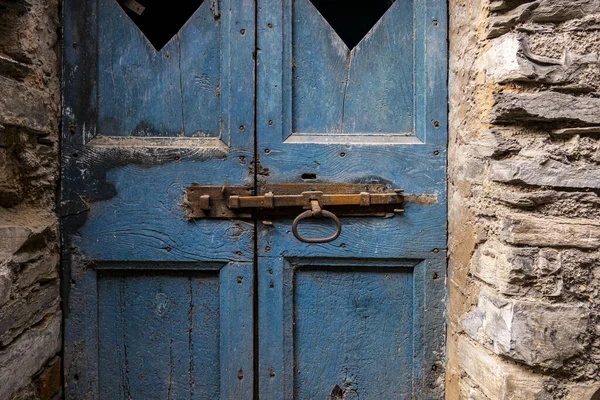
[265,148,271,154]
[433,120,440,128]
[434,151,440,156]
[432,248,440,253]
[239,125,245,131]
[265,246,271,252]
[340,152,346,158]
[269,281,274,288]
[238,370,244,380]
[268,120,274,126]
[237,277,243,284]
[268,23,273,28]
[240,29,246,35]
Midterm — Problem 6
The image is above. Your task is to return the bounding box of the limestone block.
[0,280,60,346]
[492,91,600,125]
[566,383,600,399]
[471,240,561,296]
[532,0,600,23]
[15,252,59,289]
[488,2,538,38]
[0,225,32,259]
[488,0,600,37]
[486,33,599,85]
[500,214,600,249]
[458,336,551,399]
[0,265,11,307]
[462,289,589,368]
[0,76,52,135]
[471,129,521,158]
[0,313,61,400]
[490,159,600,189]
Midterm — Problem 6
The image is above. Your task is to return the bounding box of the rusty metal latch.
[291,199,342,243]
[185,183,404,243]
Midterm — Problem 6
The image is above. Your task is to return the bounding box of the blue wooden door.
[62,1,256,398]
[256,0,447,398]
[63,0,446,399]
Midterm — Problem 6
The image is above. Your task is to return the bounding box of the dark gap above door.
[117,0,205,51]
[309,0,396,49]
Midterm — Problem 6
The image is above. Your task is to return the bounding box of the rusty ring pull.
[292,200,342,244]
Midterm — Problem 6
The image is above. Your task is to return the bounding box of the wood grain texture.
[97,271,221,399]
[291,0,414,135]
[98,0,184,137]
[257,0,448,398]
[293,266,414,399]
[258,257,446,399]
[62,1,255,398]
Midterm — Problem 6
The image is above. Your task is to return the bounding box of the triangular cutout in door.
[308,0,396,49]
[117,0,205,51]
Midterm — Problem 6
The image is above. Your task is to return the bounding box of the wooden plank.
[340,1,415,134]
[258,258,285,399]
[62,262,99,400]
[293,266,414,398]
[97,271,221,399]
[97,0,183,137]
[220,262,254,399]
[180,2,222,138]
[74,161,254,263]
[290,0,347,134]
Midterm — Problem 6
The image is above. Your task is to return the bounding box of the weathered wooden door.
[255,1,446,398]
[62,0,446,398]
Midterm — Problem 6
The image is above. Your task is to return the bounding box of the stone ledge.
[458,336,551,399]
[0,313,61,400]
[492,91,600,126]
[471,240,561,296]
[486,33,599,85]
[500,214,600,249]
[462,288,589,368]
[0,77,53,135]
[490,159,600,189]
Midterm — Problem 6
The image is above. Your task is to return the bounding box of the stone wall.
[0,0,62,399]
[448,0,600,398]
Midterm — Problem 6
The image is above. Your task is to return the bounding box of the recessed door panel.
[98,0,223,138]
[294,266,414,399]
[98,271,221,399]
[292,0,414,135]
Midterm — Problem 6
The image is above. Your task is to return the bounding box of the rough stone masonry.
[0,0,62,399]
[448,0,600,398]
[2,0,600,399]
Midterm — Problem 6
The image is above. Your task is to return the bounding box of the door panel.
[62,1,255,398]
[97,271,221,399]
[292,0,415,135]
[293,265,414,398]
[257,0,447,398]
[98,0,223,137]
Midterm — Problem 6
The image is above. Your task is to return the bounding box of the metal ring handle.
[292,209,342,244]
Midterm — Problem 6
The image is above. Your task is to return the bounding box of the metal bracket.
[185,183,404,220]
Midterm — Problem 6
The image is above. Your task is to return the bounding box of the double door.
[62,1,447,398]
